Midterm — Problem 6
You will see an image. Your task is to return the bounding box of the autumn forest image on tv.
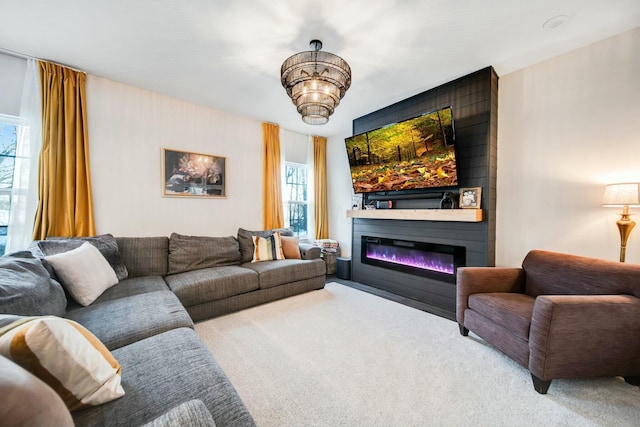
[345,107,457,193]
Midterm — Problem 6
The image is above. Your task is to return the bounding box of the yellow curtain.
[33,61,95,240]
[313,135,328,239]
[263,122,284,229]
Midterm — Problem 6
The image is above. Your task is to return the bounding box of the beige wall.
[327,130,354,256]
[0,52,26,116]
[327,28,640,263]
[87,76,264,238]
[496,28,640,266]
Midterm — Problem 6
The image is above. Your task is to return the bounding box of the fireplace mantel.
[346,209,482,222]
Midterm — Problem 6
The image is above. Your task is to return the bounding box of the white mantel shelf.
[346,208,483,222]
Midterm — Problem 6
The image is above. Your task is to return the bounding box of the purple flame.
[365,243,454,275]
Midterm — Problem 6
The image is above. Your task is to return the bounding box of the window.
[0,116,18,255]
[284,162,308,237]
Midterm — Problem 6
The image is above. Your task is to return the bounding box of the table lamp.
[602,183,640,262]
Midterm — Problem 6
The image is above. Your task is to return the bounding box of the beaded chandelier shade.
[281,40,351,125]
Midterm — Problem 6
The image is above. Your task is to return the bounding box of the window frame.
[283,161,309,238]
[0,114,19,256]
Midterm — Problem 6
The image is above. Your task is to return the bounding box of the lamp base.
[617,211,636,263]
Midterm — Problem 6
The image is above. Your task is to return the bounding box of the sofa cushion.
[251,232,285,262]
[467,293,535,340]
[168,233,241,275]
[0,354,74,427]
[0,251,67,317]
[281,235,301,259]
[242,258,326,290]
[65,291,193,350]
[522,250,640,298]
[237,227,294,263]
[37,234,128,281]
[115,237,169,278]
[94,275,170,304]
[45,242,119,306]
[165,266,259,307]
[65,276,170,312]
[0,315,125,412]
[141,399,216,427]
[72,328,255,427]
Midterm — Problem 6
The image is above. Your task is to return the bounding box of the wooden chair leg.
[531,374,552,394]
[458,323,469,336]
[624,376,640,386]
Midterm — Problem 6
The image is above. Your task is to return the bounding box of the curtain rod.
[0,47,85,74]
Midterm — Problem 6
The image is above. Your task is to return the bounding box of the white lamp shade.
[602,183,640,206]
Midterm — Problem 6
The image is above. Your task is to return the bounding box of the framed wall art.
[162,148,226,198]
[459,187,481,209]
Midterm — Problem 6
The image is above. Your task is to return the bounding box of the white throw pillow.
[45,242,119,306]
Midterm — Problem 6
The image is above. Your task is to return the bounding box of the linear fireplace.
[361,236,466,283]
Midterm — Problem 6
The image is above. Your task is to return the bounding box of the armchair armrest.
[456,267,525,324]
[299,243,321,260]
[529,294,640,381]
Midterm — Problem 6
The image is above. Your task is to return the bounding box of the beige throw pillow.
[0,354,74,427]
[45,242,118,306]
[0,316,125,412]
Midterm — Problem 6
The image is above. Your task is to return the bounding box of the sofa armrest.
[299,243,321,260]
[141,399,216,427]
[529,294,640,381]
[456,267,525,324]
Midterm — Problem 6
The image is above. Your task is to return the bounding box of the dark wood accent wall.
[350,67,498,319]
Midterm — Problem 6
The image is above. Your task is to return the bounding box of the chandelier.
[280,40,351,125]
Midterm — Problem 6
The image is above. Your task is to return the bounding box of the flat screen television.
[344,106,457,194]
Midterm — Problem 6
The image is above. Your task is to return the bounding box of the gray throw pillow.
[0,251,67,317]
[237,227,294,263]
[37,234,128,281]
[167,233,241,275]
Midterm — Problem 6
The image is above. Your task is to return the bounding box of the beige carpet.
[195,283,639,427]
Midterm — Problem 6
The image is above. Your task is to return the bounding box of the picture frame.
[459,187,481,209]
[162,148,226,198]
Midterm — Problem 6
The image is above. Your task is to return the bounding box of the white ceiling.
[1,0,639,137]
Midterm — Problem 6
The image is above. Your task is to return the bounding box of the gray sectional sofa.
[0,229,326,426]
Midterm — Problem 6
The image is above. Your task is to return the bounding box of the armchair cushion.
[468,293,535,340]
[456,266,525,325]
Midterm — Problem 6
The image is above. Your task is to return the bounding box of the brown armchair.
[456,250,640,394]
